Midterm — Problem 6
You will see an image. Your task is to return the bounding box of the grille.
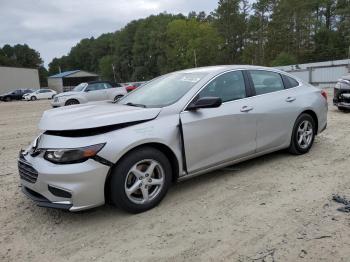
[18,157,38,183]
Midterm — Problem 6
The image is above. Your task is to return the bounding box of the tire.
[5,96,11,102]
[288,113,316,155]
[114,95,123,102]
[30,96,36,101]
[338,106,349,112]
[65,99,79,106]
[110,147,172,213]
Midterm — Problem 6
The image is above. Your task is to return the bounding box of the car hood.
[39,102,161,131]
[56,91,81,97]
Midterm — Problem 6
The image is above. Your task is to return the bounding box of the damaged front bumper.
[18,149,111,211]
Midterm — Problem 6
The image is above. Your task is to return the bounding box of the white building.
[275,59,350,89]
[48,70,99,93]
[0,66,40,94]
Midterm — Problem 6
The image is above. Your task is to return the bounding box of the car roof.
[87,80,111,84]
[176,65,282,75]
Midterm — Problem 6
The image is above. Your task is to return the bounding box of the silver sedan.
[19,65,328,213]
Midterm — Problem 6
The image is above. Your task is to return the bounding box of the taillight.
[321,90,327,102]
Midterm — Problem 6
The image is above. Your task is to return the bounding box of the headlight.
[44,143,105,164]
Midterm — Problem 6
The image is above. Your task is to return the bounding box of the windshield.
[73,83,88,92]
[120,72,207,108]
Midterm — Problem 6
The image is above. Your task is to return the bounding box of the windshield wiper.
[125,102,147,108]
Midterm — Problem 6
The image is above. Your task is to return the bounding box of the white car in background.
[23,89,57,101]
[51,81,127,107]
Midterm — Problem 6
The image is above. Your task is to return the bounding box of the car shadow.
[29,149,293,223]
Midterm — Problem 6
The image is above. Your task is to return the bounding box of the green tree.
[99,55,115,81]
[212,0,249,63]
[271,52,298,66]
[165,19,224,70]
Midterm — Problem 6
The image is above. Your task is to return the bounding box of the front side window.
[197,71,246,103]
[73,83,87,92]
[249,70,284,95]
[120,72,208,108]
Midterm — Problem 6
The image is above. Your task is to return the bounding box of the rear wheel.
[288,113,315,155]
[65,99,79,106]
[114,95,123,102]
[110,147,172,213]
[30,96,36,101]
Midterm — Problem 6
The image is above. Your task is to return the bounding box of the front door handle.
[240,105,254,112]
[285,97,296,102]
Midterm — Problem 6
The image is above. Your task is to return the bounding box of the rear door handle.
[285,97,296,102]
[240,105,254,112]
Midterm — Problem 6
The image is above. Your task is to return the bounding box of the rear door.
[246,70,301,152]
[180,70,257,173]
[41,89,51,99]
[104,83,118,99]
[85,83,108,101]
[36,90,45,99]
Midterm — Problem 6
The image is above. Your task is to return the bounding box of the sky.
[0,0,218,67]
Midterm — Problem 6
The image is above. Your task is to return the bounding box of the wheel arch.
[65,98,80,105]
[104,142,180,203]
[301,109,318,134]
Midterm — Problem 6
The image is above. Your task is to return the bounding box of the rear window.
[283,75,299,88]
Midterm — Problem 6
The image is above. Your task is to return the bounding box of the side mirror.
[187,97,222,111]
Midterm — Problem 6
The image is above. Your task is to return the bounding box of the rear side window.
[87,83,106,91]
[249,70,284,95]
[282,75,299,88]
[198,71,246,103]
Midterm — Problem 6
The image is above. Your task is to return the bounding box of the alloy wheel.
[124,159,165,204]
[297,120,313,149]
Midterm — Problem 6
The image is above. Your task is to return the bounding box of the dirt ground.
[0,90,350,262]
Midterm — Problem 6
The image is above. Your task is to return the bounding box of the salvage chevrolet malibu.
[19,65,328,213]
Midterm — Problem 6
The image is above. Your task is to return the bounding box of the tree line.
[1,0,349,85]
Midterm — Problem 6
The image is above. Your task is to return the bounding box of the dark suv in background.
[333,75,350,111]
[0,89,34,102]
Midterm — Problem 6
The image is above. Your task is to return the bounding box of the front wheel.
[30,96,37,101]
[110,147,172,213]
[65,99,79,106]
[288,114,316,155]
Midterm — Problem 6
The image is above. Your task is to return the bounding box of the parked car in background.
[23,89,57,101]
[333,75,350,111]
[19,65,328,213]
[0,89,34,101]
[125,82,146,92]
[51,81,127,107]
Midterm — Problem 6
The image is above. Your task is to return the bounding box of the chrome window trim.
[182,68,302,112]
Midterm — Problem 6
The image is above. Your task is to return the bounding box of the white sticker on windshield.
[180,76,201,83]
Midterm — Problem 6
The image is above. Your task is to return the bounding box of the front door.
[180,70,257,173]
